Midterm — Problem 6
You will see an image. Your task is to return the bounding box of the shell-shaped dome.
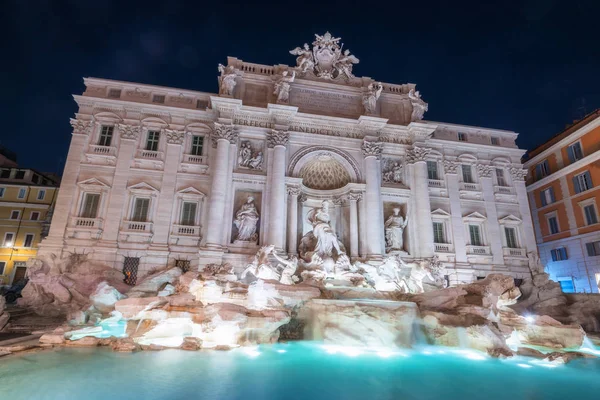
[299,153,351,190]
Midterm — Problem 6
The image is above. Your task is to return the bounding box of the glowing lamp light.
[5,242,13,248]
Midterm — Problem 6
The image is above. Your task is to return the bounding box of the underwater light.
[243,347,261,357]
[524,315,535,323]
[277,349,287,353]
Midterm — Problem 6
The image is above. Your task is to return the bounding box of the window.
[550,247,568,261]
[196,99,208,109]
[504,227,518,248]
[10,210,20,220]
[462,164,474,183]
[573,171,593,194]
[0,187,4,197]
[586,241,600,257]
[427,161,439,180]
[32,174,40,184]
[17,188,26,199]
[191,136,204,156]
[0,261,5,275]
[146,131,160,151]
[584,204,598,225]
[132,198,150,222]
[108,89,122,98]
[98,126,114,147]
[535,160,550,180]
[491,137,499,145]
[180,202,197,226]
[152,94,165,104]
[458,132,467,142]
[23,234,34,248]
[558,278,574,293]
[15,170,25,179]
[3,233,14,247]
[80,193,100,218]
[540,187,556,206]
[176,259,191,272]
[495,168,507,186]
[0,169,10,178]
[469,225,482,246]
[30,211,40,221]
[123,257,140,286]
[567,142,584,163]
[37,189,46,200]
[433,222,445,243]
[547,215,559,234]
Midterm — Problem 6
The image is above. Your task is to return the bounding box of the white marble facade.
[38,32,536,285]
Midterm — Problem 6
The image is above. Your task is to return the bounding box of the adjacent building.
[0,163,60,285]
[524,110,600,293]
[38,32,536,286]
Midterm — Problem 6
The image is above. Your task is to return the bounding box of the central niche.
[299,152,351,190]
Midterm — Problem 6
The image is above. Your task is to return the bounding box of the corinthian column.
[407,145,434,258]
[205,123,237,248]
[286,186,301,256]
[267,130,289,251]
[362,140,384,258]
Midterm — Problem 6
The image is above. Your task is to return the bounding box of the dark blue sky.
[3,0,599,173]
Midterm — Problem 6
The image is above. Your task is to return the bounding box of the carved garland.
[118,124,141,140]
[267,130,290,148]
[165,129,185,145]
[406,146,431,163]
[211,123,238,148]
[443,160,459,174]
[509,167,527,181]
[476,164,494,178]
[70,118,93,135]
[286,186,302,196]
[347,192,363,202]
[361,140,383,159]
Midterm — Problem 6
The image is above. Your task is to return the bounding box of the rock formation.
[0,295,9,331]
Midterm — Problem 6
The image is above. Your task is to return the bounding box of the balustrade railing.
[460,182,481,192]
[434,243,454,253]
[122,221,153,232]
[466,245,491,255]
[182,154,206,164]
[172,224,201,236]
[136,149,164,160]
[88,145,117,156]
[503,247,526,257]
[71,217,102,228]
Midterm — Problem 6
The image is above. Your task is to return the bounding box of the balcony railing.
[434,243,454,253]
[136,149,164,161]
[466,245,491,255]
[182,154,206,164]
[503,247,526,257]
[494,185,515,195]
[460,182,481,192]
[428,179,445,188]
[122,220,153,232]
[172,224,202,236]
[88,145,117,157]
[71,217,102,228]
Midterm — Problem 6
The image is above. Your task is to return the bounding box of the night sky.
[4,0,600,173]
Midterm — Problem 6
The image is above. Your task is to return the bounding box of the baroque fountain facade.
[7,33,600,360]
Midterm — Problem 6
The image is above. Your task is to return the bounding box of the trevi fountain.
[1,32,600,399]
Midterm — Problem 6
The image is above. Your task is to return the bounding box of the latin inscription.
[290,88,362,117]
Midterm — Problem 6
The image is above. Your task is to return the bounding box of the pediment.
[177,186,206,197]
[127,182,159,192]
[498,214,522,224]
[431,208,451,218]
[77,177,111,188]
[463,211,487,221]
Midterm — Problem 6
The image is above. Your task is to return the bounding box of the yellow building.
[0,166,60,285]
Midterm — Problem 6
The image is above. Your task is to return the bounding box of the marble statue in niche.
[382,159,404,184]
[233,196,260,242]
[274,71,295,104]
[237,141,264,170]
[362,82,383,114]
[385,207,408,252]
[218,64,237,96]
[299,200,351,274]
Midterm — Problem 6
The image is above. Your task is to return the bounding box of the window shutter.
[586,242,595,257]
[573,176,581,194]
[560,248,568,260]
[567,146,575,163]
[549,187,556,203]
[540,191,547,207]
[550,250,557,262]
[584,171,593,188]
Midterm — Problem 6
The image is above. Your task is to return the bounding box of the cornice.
[526,150,600,192]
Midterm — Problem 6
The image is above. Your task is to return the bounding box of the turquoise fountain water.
[1,342,599,400]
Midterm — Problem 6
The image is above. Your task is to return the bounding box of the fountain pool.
[1,343,599,400]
